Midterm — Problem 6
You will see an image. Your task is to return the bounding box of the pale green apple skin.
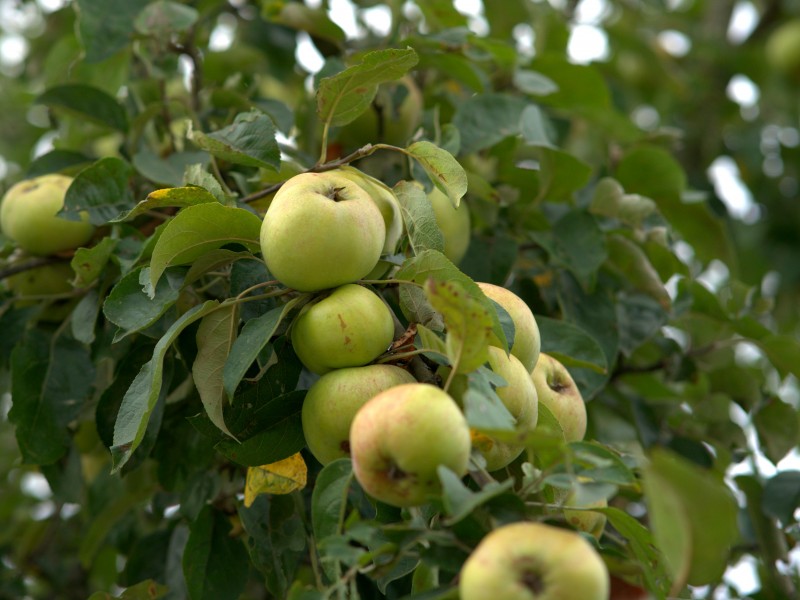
[428,186,471,264]
[260,172,386,292]
[459,522,610,600]
[531,353,587,443]
[0,174,94,256]
[478,282,541,372]
[302,364,415,465]
[333,166,404,254]
[5,261,76,321]
[291,284,394,375]
[476,347,539,471]
[350,383,471,507]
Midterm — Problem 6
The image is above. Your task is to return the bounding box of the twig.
[0,256,65,281]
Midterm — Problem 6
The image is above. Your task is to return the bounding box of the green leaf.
[103,267,185,341]
[214,391,306,466]
[131,150,211,188]
[184,164,232,204]
[396,180,445,255]
[406,141,469,206]
[183,507,249,600]
[262,1,346,45]
[312,459,354,579]
[71,288,102,345]
[134,1,198,36]
[643,448,739,588]
[190,110,280,170]
[762,471,800,524]
[753,398,800,464]
[437,466,514,524]
[616,146,736,269]
[27,149,92,178]
[36,84,128,131]
[223,298,305,401]
[148,202,262,291]
[513,69,559,96]
[62,157,136,225]
[397,249,507,350]
[537,317,608,374]
[520,105,555,147]
[193,305,240,439]
[530,55,611,110]
[452,93,529,154]
[536,146,593,203]
[111,301,220,472]
[462,367,517,431]
[74,0,149,63]
[756,335,800,380]
[606,235,670,309]
[8,332,96,465]
[425,279,491,374]
[115,186,219,223]
[71,237,118,287]
[531,210,606,283]
[601,507,671,599]
[316,48,418,127]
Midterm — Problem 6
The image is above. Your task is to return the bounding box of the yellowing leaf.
[244,453,308,507]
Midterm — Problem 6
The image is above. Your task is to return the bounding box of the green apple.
[4,260,76,321]
[0,174,94,256]
[428,186,471,264]
[290,283,395,375]
[530,354,586,443]
[563,490,607,540]
[766,20,800,77]
[331,166,404,254]
[459,521,609,600]
[478,282,541,372]
[471,347,538,472]
[260,171,386,292]
[302,364,415,465]
[349,383,471,507]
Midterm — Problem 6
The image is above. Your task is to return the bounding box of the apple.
[468,347,539,472]
[459,521,609,600]
[349,383,471,507]
[290,283,395,375]
[530,354,586,443]
[428,186,471,264]
[302,364,415,465]
[478,282,541,372]
[563,490,607,540]
[4,260,76,321]
[0,174,94,256]
[766,20,800,78]
[330,166,404,255]
[260,171,386,292]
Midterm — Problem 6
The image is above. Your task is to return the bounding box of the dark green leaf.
[190,110,280,170]
[37,84,128,131]
[537,316,608,374]
[762,471,800,524]
[62,157,136,225]
[183,507,249,600]
[452,93,529,154]
[753,398,799,464]
[134,1,198,36]
[438,466,514,524]
[396,180,445,255]
[74,0,149,63]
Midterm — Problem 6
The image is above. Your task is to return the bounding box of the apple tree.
[1,1,799,599]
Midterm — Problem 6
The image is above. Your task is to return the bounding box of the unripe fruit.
[260,172,385,292]
[478,282,541,372]
[531,353,587,443]
[0,174,94,256]
[301,364,415,465]
[290,284,394,375]
[428,187,471,264]
[350,383,471,507]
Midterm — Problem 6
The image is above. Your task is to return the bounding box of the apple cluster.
[259,167,608,598]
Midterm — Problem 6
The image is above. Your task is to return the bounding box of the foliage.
[1,0,799,599]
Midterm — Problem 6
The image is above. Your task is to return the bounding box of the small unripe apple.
[260,171,386,292]
[478,282,541,372]
[0,174,94,256]
[4,260,76,321]
[459,521,609,600]
[428,186,471,264]
[530,353,586,443]
[350,383,471,507]
[290,284,395,375]
[302,364,415,465]
[331,166,404,254]
[563,491,607,540]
